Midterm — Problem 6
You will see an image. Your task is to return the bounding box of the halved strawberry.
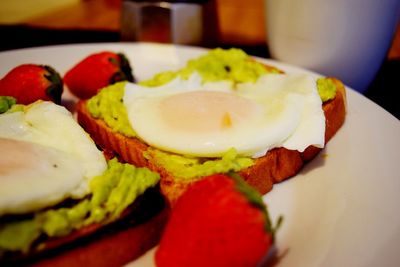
[64,51,134,99]
[0,64,63,105]
[155,174,278,267]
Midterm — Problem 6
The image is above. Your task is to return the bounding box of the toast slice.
[7,188,168,267]
[77,75,346,206]
[0,102,169,266]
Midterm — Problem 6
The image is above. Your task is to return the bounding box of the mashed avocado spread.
[140,48,275,86]
[144,148,254,179]
[87,82,136,137]
[0,158,159,252]
[0,96,16,114]
[317,78,337,102]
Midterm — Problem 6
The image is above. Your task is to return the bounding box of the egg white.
[123,72,325,158]
[0,138,85,215]
[0,101,107,214]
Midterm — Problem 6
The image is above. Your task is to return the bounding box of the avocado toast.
[76,48,346,206]
[0,100,167,266]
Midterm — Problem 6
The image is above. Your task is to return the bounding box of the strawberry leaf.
[229,172,282,239]
[118,53,135,82]
[43,65,63,104]
[109,53,135,84]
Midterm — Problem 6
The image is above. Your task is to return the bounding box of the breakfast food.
[155,173,276,267]
[0,96,16,114]
[76,48,347,205]
[64,51,135,99]
[0,99,167,266]
[0,64,63,104]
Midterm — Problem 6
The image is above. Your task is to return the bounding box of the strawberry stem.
[228,173,274,233]
[109,53,135,84]
[42,65,63,104]
[118,53,135,82]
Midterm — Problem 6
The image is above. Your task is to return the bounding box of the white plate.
[1,43,399,267]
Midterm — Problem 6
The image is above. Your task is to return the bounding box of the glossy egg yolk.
[159,90,261,133]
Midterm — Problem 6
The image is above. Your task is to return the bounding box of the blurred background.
[0,0,399,118]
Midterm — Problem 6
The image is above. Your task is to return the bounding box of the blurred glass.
[265,0,400,92]
[121,0,218,46]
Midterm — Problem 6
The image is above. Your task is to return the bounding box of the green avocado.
[140,48,274,86]
[0,158,160,253]
[138,71,178,87]
[317,78,337,102]
[144,148,254,180]
[0,96,17,114]
[87,82,136,137]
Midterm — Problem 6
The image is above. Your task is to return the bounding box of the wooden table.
[23,0,400,59]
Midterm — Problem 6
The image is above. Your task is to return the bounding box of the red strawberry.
[155,174,276,267]
[64,51,134,99]
[0,64,63,105]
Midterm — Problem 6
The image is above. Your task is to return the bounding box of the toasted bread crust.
[241,78,346,193]
[29,207,169,267]
[77,108,150,167]
[77,77,346,206]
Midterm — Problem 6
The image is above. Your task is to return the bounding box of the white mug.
[265,0,400,92]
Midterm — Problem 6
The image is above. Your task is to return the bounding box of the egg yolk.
[159,91,261,133]
[0,138,38,174]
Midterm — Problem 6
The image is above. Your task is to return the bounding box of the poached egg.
[0,101,106,215]
[123,72,325,158]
